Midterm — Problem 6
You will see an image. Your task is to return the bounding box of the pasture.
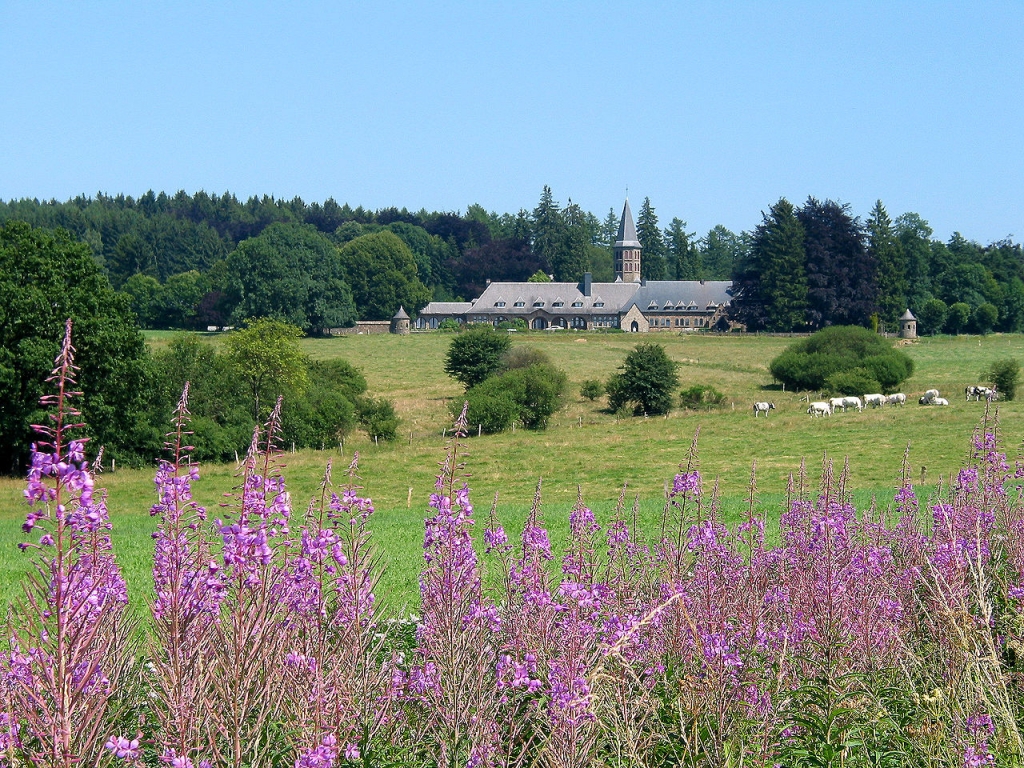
[2,330,1022,610]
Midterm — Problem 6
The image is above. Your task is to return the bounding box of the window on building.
[494,301,505,307]
[553,301,564,307]
[571,301,583,308]
[533,301,544,307]
[513,301,525,307]
[594,301,604,307]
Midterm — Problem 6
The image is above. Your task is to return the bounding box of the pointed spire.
[615,198,641,248]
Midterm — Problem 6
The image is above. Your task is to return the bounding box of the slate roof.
[392,306,410,320]
[419,301,474,315]
[900,309,916,320]
[614,198,641,248]
[621,281,735,314]
[470,280,640,316]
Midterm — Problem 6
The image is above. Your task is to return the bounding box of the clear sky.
[2,1,1021,244]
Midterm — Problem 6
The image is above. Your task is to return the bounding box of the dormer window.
[648,302,658,310]
[594,301,604,308]
[513,300,526,307]
[552,301,564,308]
[533,300,544,307]
[571,301,583,308]
[494,301,506,307]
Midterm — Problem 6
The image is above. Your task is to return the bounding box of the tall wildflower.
[206,398,295,768]
[148,384,224,764]
[283,457,399,765]
[3,320,132,768]
[413,405,501,768]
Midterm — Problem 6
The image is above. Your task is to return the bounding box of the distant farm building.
[416,198,735,332]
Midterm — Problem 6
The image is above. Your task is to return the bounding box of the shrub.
[438,318,460,332]
[454,362,567,433]
[500,345,551,371]
[769,325,913,392]
[580,379,605,401]
[824,368,881,397]
[985,358,1020,401]
[357,396,400,441]
[496,318,527,332]
[679,384,726,410]
[443,325,512,389]
[607,343,679,416]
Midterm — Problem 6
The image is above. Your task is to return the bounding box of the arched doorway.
[630,321,639,332]
[532,317,547,330]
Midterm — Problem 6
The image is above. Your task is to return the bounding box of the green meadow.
[3,330,1022,611]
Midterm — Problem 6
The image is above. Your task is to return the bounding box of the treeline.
[0,221,397,473]
[0,188,745,330]
[733,197,1024,333]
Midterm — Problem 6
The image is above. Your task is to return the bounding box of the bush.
[454,362,567,433]
[443,325,513,389]
[356,397,400,441]
[679,384,726,410]
[769,326,913,393]
[496,318,527,332]
[438,318,460,332]
[607,343,679,416]
[824,368,881,397]
[580,379,605,401]
[500,346,551,371]
[985,358,1020,401]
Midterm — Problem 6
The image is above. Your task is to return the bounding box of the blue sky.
[2,2,1021,243]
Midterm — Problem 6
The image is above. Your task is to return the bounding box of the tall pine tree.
[636,197,667,280]
[531,186,566,273]
[799,197,875,328]
[867,200,908,328]
[895,212,933,313]
[732,198,807,331]
[665,218,699,279]
[553,201,592,281]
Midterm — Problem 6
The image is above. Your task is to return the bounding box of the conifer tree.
[636,197,667,280]
[867,200,908,328]
[732,198,807,331]
[895,212,934,313]
[665,218,699,279]
[799,197,875,328]
[531,186,566,272]
[551,201,591,281]
[601,208,619,249]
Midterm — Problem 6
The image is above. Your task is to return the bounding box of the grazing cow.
[829,397,847,413]
[864,393,886,408]
[842,396,863,412]
[919,389,940,405]
[808,401,832,417]
[753,401,776,417]
[886,393,906,406]
[965,385,994,401]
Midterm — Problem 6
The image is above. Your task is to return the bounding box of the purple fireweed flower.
[963,743,995,767]
[670,470,701,498]
[105,735,141,761]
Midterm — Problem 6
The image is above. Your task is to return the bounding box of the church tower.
[614,198,642,282]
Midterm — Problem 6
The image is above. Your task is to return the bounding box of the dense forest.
[0,187,1020,334]
[0,187,741,331]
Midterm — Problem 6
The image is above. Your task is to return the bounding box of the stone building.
[415,198,735,332]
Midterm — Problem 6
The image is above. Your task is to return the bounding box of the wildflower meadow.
[6,325,1024,768]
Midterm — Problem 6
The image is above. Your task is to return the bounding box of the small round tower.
[898,309,917,339]
[391,306,411,335]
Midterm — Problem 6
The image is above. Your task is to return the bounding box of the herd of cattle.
[752,385,998,417]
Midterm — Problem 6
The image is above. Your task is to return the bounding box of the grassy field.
[3,329,1023,611]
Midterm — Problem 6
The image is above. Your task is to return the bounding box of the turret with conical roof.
[614,198,642,282]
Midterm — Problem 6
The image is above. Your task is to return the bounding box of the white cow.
[829,397,847,413]
[932,397,950,406]
[808,401,832,417]
[753,402,776,417]
[864,393,886,408]
[919,389,940,405]
[842,396,863,412]
[965,385,994,401]
[886,393,906,406]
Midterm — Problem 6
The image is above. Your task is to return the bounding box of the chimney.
[581,272,592,297]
